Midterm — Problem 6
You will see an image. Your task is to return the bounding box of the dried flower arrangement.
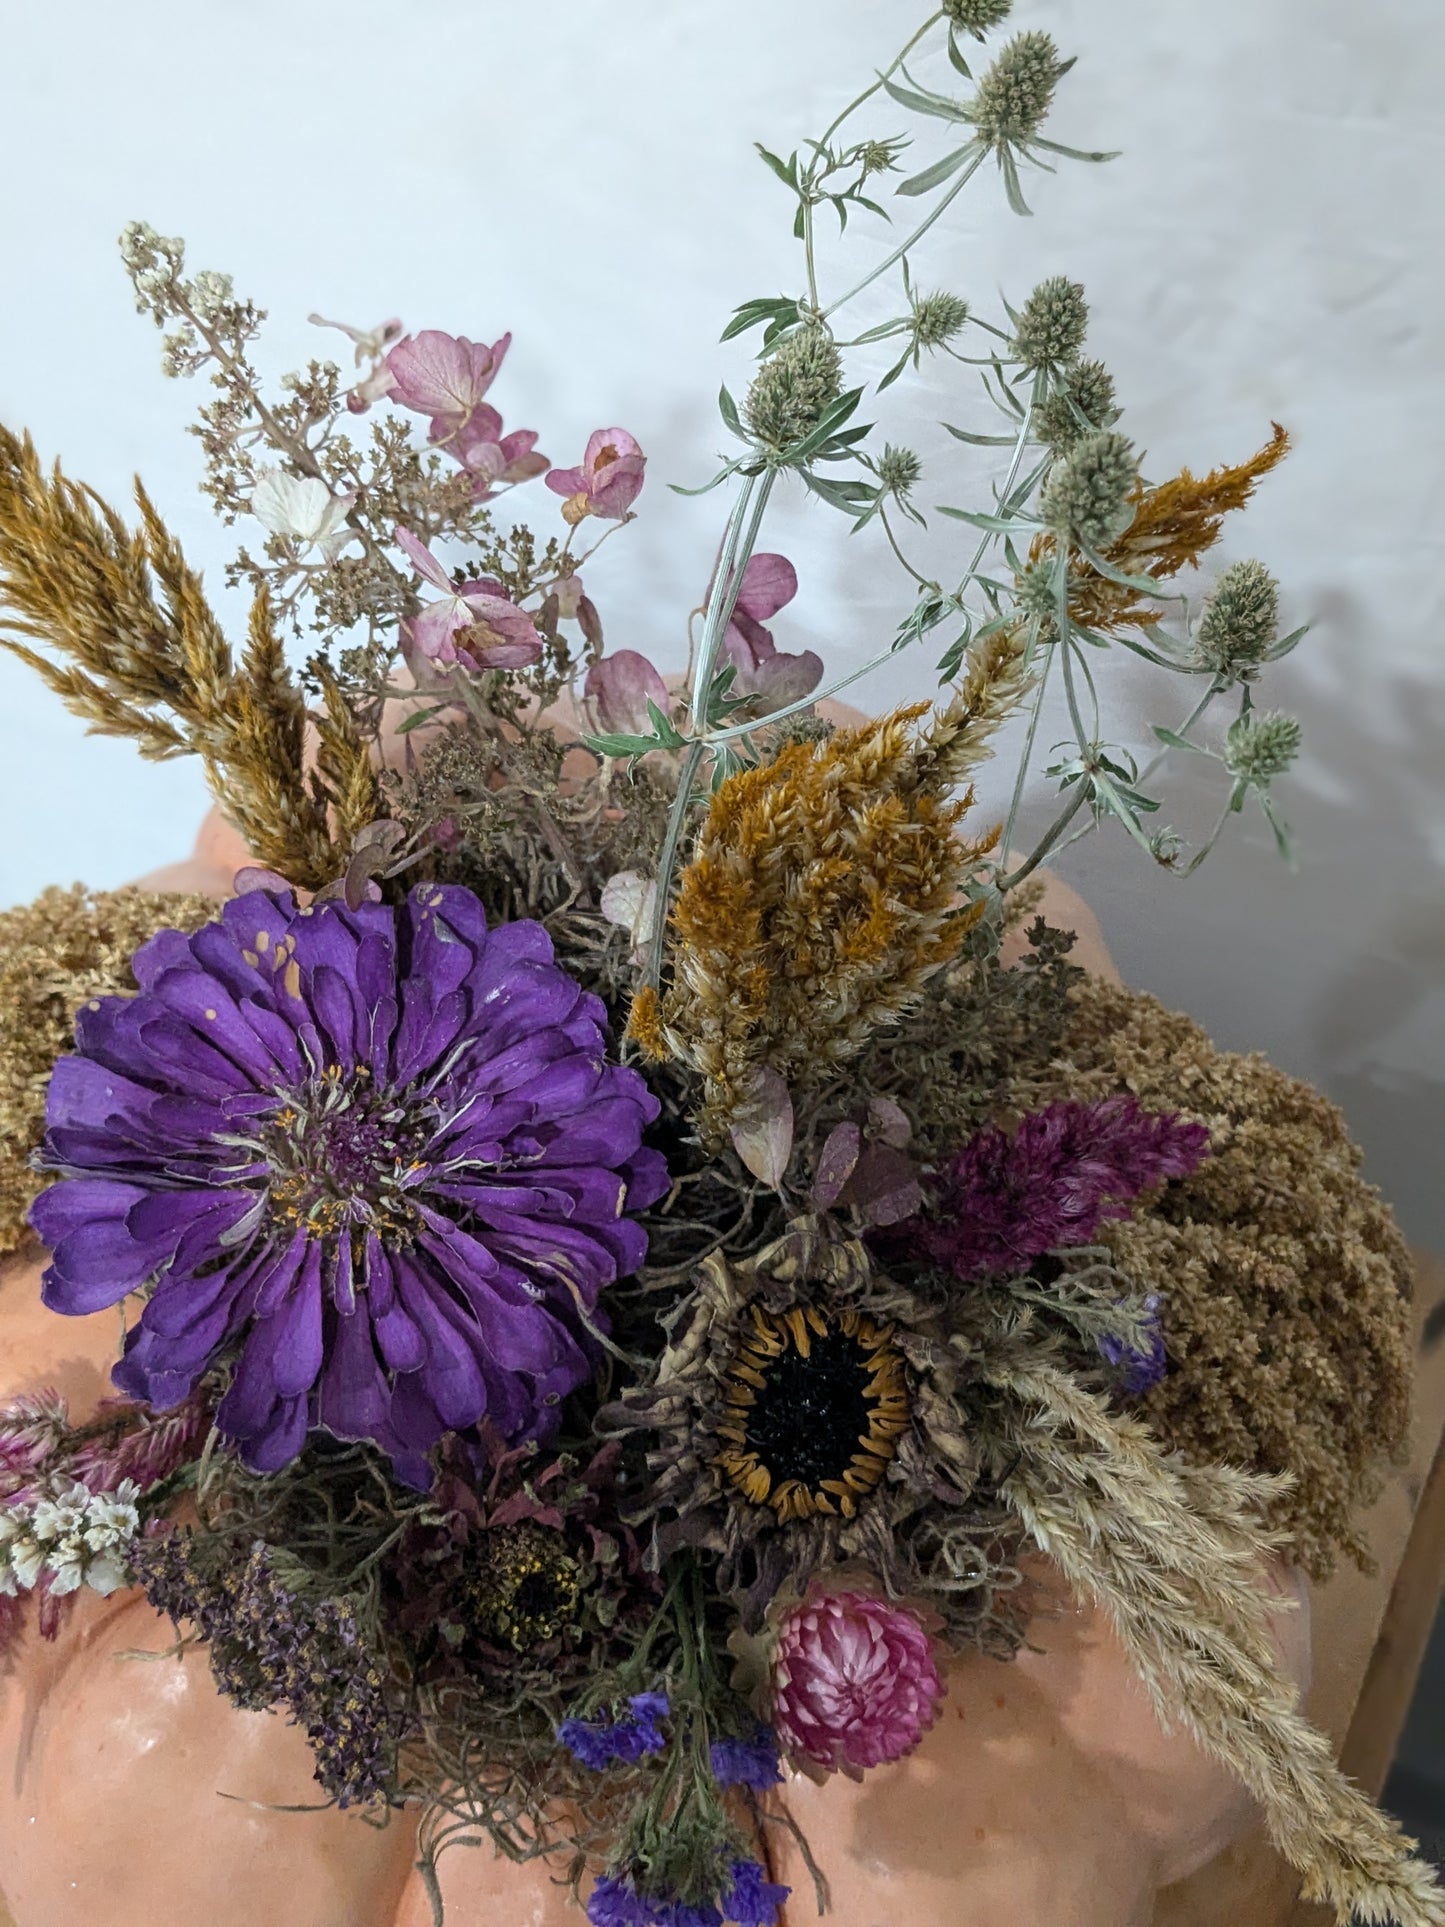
[0,4,1436,1924]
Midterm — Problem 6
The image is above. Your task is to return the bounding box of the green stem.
[643,471,774,989]
[822,147,987,322]
[999,643,1053,866]
[879,502,938,589]
[998,782,1089,890]
[816,13,945,149]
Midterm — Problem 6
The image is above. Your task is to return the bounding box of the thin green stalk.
[821,147,988,322]
[999,782,1089,889]
[817,13,944,150]
[999,643,1053,865]
[643,470,774,990]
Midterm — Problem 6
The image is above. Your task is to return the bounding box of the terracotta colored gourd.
[0,807,1309,1927]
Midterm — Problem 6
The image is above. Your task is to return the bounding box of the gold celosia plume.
[0,423,380,887]
[1038,423,1291,634]
[632,632,1029,1135]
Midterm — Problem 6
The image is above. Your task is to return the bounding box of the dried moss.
[0,885,215,1255]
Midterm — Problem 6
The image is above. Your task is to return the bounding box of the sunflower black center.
[743,1326,875,1491]
[460,1522,582,1651]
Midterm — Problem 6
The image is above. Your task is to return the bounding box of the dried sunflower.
[603,1216,1028,1649]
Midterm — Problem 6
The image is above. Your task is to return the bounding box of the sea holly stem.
[821,146,988,323]
[643,470,775,991]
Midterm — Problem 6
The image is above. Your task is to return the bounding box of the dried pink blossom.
[394,525,543,672]
[546,428,646,523]
[456,406,549,499]
[385,329,511,446]
[719,553,823,708]
[585,649,670,738]
[309,312,403,413]
[772,1590,945,1777]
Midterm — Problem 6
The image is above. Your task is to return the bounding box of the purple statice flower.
[1099,1293,1168,1394]
[709,1729,783,1791]
[31,885,668,1483]
[722,1859,790,1927]
[559,1690,670,1769]
[883,1096,1210,1281]
[587,1875,656,1927]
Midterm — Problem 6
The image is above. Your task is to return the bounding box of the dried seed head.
[1225,710,1302,786]
[1013,276,1089,373]
[1039,429,1138,552]
[1035,358,1119,454]
[1014,558,1060,624]
[944,0,1014,36]
[912,291,971,350]
[1194,559,1281,681]
[745,327,844,450]
[878,444,923,500]
[969,30,1065,150]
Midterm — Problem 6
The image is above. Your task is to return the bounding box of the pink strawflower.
[385,329,511,446]
[456,406,549,499]
[772,1590,944,1777]
[394,525,543,673]
[546,428,646,523]
[586,649,670,738]
[719,553,823,708]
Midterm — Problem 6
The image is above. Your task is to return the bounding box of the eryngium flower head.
[772,1590,945,1775]
[878,443,923,500]
[745,327,843,450]
[1012,277,1088,373]
[968,30,1065,150]
[944,0,1013,35]
[32,885,667,1480]
[1035,358,1119,454]
[1039,428,1138,552]
[1194,559,1281,681]
[1225,709,1302,786]
[911,291,970,351]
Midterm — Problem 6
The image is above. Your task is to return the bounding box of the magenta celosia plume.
[771,1589,944,1776]
[885,1095,1211,1281]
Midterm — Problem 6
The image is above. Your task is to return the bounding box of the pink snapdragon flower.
[585,650,671,742]
[385,330,511,446]
[772,1590,945,1778]
[720,553,823,709]
[546,428,646,524]
[456,406,550,500]
[394,525,543,672]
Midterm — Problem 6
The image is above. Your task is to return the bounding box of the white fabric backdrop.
[1,0,1442,1245]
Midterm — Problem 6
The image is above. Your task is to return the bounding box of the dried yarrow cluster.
[0,885,214,1254]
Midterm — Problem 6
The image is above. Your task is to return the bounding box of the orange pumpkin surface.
[0,810,1307,1927]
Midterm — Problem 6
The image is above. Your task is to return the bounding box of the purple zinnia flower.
[31,885,667,1482]
[709,1729,783,1791]
[881,1095,1210,1281]
[559,1690,670,1769]
[1099,1292,1168,1394]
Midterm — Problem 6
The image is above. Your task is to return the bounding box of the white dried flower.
[251,469,356,561]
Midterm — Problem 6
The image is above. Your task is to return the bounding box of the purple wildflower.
[132,1532,398,1807]
[709,1729,783,1791]
[559,1690,670,1769]
[722,1859,790,1927]
[587,1876,655,1927]
[1099,1293,1168,1394]
[31,885,668,1483]
[883,1096,1210,1280]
